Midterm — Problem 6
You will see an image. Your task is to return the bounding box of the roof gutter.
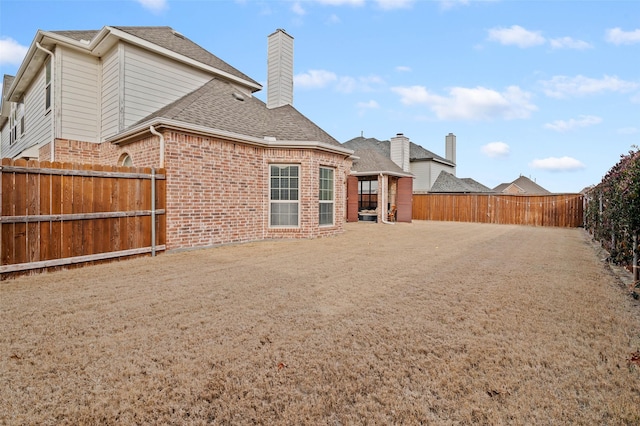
[107,118,354,156]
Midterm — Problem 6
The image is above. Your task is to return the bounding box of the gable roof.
[343,136,454,167]
[430,171,494,193]
[494,175,551,194]
[5,25,261,103]
[53,26,259,89]
[113,77,347,151]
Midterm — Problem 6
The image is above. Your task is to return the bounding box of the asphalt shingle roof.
[343,136,453,166]
[135,77,342,146]
[494,175,551,194]
[430,171,494,193]
[52,26,259,89]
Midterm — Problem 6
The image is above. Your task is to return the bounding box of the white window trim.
[269,164,301,228]
[319,166,335,227]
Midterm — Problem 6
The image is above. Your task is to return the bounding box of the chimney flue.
[267,29,294,109]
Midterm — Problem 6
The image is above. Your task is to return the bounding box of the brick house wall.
[37,130,351,250]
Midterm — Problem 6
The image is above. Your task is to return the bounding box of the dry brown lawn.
[2,221,640,425]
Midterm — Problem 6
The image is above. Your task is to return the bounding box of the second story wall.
[0,63,51,159]
[101,45,120,139]
[121,43,212,130]
[59,47,100,143]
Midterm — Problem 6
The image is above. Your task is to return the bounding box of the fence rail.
[413,193,584,227]
[1,158,166,277]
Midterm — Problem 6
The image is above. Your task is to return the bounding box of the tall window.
[319,167,334,226]
[45,59,52,112]
[9,101,24,145]
[270,164,299,227]
[358,178,378,210]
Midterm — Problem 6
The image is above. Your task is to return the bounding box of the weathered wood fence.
[413,193,584,227]
[1,158,166,278]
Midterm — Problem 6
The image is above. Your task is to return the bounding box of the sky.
[1,0,639,193]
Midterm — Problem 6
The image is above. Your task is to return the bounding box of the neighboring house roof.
[430,171,494,193]
[51,26,260,89]
[494,175,551,194]
[350,147,409,176]
[343,136,453,167]
[342,137,411,176]
[119,77,344,149]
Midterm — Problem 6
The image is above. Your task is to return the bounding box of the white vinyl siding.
[1,67,51,159]
[410,161,455,192]
[122,44,211,128]
[101,46,120,139]
[59,48,100,143]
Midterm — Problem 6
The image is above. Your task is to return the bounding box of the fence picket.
[1,159,166,278]
[413,194,583,227]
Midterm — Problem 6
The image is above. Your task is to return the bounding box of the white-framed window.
[118,153,133,167]
[9,101,24,146]
[45,59,52,113]
[319,167,334,226]
[270,164,299,227]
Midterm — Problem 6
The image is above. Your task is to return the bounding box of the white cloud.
[544,115,602,132]
[327,14,341,24]
[481,142,510,158]
[376,0,415,9]
[294,69,338,89]
[135,0,167,13]
[357,100,380,109]
[0,37,28,66]
[606,27,640,45]
[337,75,385,93]
[292,2,306,15]
[439,0,470,10]
[391,85,537,121]
[541,75,639,99]
[395,65,412,72]
[487,25,545,48]
[314,0,365,5]
[549,36,592,50]
[530,157,585,172]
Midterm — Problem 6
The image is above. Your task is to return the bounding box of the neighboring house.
[342,136,413,223]
[494,175,551,195]
[430,171,494,193]
[0,26,353,250]
[343,133,456,194]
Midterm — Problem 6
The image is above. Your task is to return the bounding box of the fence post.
[151,168,156,257]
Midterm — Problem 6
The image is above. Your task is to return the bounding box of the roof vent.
[232,92,245,101]
[172,30,185,39]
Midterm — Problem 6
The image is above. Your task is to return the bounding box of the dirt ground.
[2,221,640,425]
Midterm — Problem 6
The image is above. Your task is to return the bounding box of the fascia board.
[107,118,354,156]
[104,27,262,93]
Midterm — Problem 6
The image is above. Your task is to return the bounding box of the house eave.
[350,170,414,178]
[107,118,354,156]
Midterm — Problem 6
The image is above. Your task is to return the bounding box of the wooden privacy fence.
[1,158,166,277]
[413,193,584,227]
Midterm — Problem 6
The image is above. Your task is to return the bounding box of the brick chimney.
[267,29,294,109]
[445,133,456,173]
[390,133,410,172]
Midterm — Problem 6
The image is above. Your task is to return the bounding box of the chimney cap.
[396,133,404,136]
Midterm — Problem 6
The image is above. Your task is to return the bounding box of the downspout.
[380,173,395,225]
[36,42,55,161]
[149,125,165,168]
